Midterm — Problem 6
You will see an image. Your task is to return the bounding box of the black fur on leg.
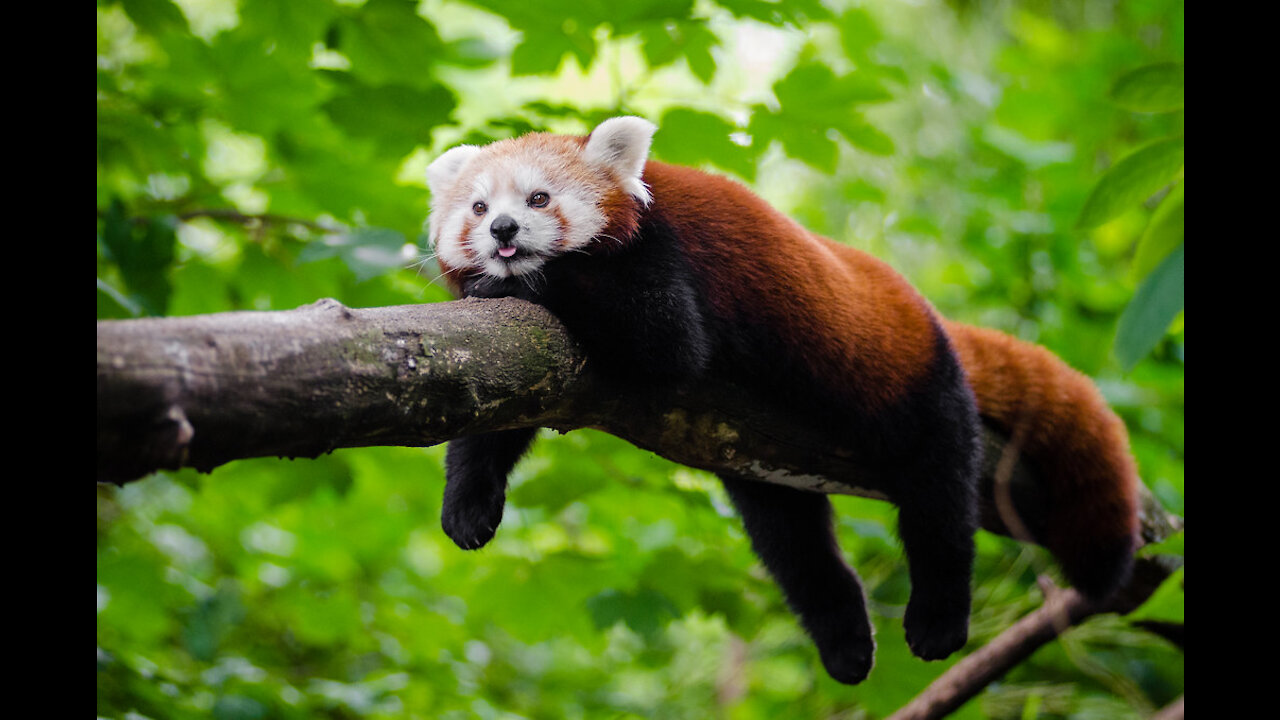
[890,392,980,659]
[849,320,980,661]
[891,449,978,660]
[897,499,975,660]
[720,474,875,685]
[442,428,538,550]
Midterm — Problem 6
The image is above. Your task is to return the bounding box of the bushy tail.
[943,321,1140,600]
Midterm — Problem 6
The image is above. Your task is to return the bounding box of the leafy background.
[97,0,1184,717]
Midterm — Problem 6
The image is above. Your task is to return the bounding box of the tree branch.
[97,296,1180,539]
[98,298,587,482]
[886,565,1184,720]
[888,579,1098,720]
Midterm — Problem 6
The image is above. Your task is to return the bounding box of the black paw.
[808,609,876,685]
[441,485,505,550]
[903,596,969,661]
[816,636,875,685]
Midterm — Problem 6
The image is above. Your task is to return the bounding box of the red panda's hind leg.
[884,330,983,661]
[888,429,980,659]
[720,474,876,685]
[897,495,977,660]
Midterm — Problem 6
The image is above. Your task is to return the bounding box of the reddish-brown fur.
[643,161,938,408]
[641,159,1140,584]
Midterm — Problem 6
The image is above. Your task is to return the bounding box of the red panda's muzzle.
[490,214,522,259]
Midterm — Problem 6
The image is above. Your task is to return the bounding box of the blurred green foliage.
[98,0,1184,717]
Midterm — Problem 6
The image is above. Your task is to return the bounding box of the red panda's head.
[426,116,657,281]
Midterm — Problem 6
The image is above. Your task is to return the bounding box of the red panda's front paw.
[903,596,969,661]
[441,486,505,550]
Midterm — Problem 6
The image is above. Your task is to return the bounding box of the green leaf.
[773,63,893,110]
[213,695,268,720]
[843,179,886,203]
[322,80,457,157]
[299,227,410,281]
[440,37,506,68]
[120,0,189,36]
[479,0,606,74]
[1109,63,1184,113]
[981,125,1074,169]
[183,583,245,662]
[97,278,144,319]
[1077,137,1184,229]
[714,0,832,24]
[750,108,840,173]
[684,27,719,84]
[329,0,446,87]
[754,62,896,170]
[608,0,697,29]
[270,125,427,232]
[510,33,586,76]
[282,586,362,645]
[1115,242,1183,371]
[638,19,718,83]
[1128,567,1184,624]
[469,554,617,642]
[841,115,895,156]
[239,0,337,62]
[653,108,756,180]
[99,200,177,316]
[838,8,882,61]
[586,588,680,642]
[208,34,327,136]
[1131,181,1184,282]
[97,552,175,644]
[509,461,608,513]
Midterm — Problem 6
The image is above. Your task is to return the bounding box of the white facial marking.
[437,157,607,279]
[427,117,656,280]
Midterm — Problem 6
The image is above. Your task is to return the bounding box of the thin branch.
[888,580,1099,720]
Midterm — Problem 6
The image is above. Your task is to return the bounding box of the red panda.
[425,116,1141,685]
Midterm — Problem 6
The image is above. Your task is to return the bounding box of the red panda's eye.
[529,192,550,208]
[472,201,487,215]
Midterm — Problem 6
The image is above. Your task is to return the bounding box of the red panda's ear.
[585,117,657,204]
[427,144,481,198]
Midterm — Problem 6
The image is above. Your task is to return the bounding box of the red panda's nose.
[489,215,519,246]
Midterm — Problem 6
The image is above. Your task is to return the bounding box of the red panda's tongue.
[497,246,517,258]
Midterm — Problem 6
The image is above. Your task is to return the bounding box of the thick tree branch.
[97,297,1180,542]
[98,298,588,482]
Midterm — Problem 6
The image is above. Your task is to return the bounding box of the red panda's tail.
[942,321,1141,600]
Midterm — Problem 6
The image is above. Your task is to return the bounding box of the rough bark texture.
[98,298,582,482]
